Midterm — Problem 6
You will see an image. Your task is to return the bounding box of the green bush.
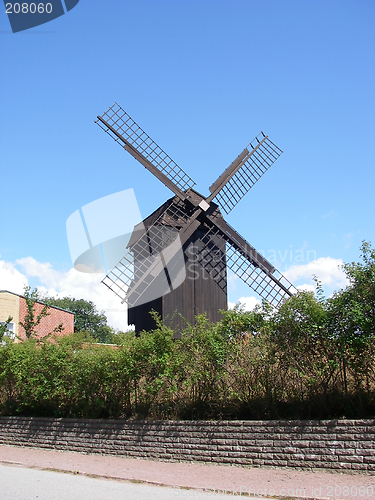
[0,242,374,420]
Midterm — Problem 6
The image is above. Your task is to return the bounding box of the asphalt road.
[1,464,171,500]
[0,464,266,500]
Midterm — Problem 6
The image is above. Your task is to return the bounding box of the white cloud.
[0,258,28,294]
[228,257,349,308]
[1,257,128,331]
[1,253,351,331]
[228,296,261,311]
[284,257,348,288]
[15,257,61,287]
[296,283,316,293]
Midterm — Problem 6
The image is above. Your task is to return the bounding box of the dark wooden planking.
[162,261,195,338]
[128,227,227,337]
[128,296,162,335]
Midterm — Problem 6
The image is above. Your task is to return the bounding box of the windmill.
[96,103,296,336]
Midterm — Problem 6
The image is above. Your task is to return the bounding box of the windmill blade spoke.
[96,103,196,195]
[103,238,177,308]
[206,215,275,273]
[198,222,296,307]
[102,250,152,306]
[102,199,193,307]
[209,132,283,214]
[225,245,296,306]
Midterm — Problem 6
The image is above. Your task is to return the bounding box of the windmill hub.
[198,200,210,212]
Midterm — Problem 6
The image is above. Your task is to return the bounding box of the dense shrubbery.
[0,242,374,420]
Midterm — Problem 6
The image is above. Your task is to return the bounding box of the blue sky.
[1,0,374,329]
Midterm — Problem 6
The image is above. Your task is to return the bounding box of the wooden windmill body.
[96,104,296,335]
[128,190,227,334]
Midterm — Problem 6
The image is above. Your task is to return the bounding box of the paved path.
[1,465,188,500]
[0,445,374,499]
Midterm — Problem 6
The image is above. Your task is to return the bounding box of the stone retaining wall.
[0,417,374,472]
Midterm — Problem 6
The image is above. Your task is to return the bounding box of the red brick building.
[0,290,74,341]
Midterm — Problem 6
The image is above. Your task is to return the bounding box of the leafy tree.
[327,241,375,346]
[0,316,13,341]
[19,286,51,339]
[326,241,375,398]
[271,290,327,345]
[44,296,113,343]
[217,302,273,340]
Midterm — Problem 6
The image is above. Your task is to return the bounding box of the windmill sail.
[102,198,193,307]
[209,132,283,215]
[96,103,196,197]
[195,218,296,306]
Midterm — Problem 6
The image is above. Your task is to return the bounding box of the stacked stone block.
[0,418,374,472]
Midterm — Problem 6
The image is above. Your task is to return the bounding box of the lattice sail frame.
[96,103,196,193]
[213,132,283,215]
[195,223,296,307]
[102,199,192,307]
